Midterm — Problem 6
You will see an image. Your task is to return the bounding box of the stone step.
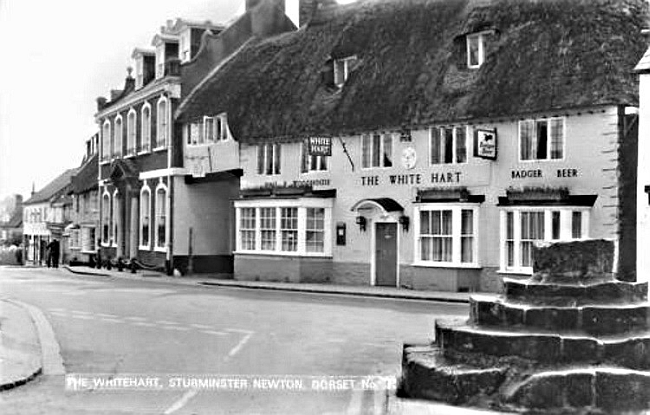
[470,295,650,335]
[502,367,650,412]
[503,278,648,305]
[435,318,650,370]
[400,343,507,406]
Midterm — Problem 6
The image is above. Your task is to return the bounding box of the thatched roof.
[24,168,77,205]
[71,154,99,195]
[177,0,648,143]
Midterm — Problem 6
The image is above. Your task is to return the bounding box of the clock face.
[401,147,417,169]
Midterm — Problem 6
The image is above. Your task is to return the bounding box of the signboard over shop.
[474,129,497,160]
[308,137,332,156]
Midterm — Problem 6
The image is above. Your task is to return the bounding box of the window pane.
[430,128,441,164]
[382,134,392,167]
[552,211,560,240]
[572,211,582,239]
[260,207,276,251]
[461,236,473,263]
[461,210,473,235]
[240,208,256,250]
[441,210,452,235]
[536,120,548,160]
[301,140,309,173]
[420,211,431,235]
[520,121,533,160]
[362,135,371,168]
[273,144,281,175]
[257,145,265,174]
[306,208,325,253]
[443,128,453,163]
[550,118,564,159]
[265,145,273,175]
[372,134,381,167]
[281,207,298,252]
[506,212,514,239]
[421,237,433,261]
[468,36,479,66]
[455,127,466,163]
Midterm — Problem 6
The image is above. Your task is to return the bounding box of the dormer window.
[155,45,165,79]
[334,56,355,88]
[467,32,489,69]
[135,57,144,89]
[179,29,191,63]
[187,114,230,146]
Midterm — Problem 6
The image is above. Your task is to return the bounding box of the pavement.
[62,264,472,304]
[0,299,42,390]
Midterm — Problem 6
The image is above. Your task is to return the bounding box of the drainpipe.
[165,92,174,276]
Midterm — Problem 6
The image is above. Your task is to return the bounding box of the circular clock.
[401,147,417,170]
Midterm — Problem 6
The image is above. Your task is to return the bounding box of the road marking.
[124,316,148,322]
[99,318,124,324]
[70,310,93,315]
[156,320,180,325]
[225,332,254,360]
[328,338,347,343]
[346,389,364,415]
[190,323,213,330]
[163,326,190,331]
[200,330,227,336]
[70,314,94,320]
[96,313,119,318]
[225,328,254,334]
[163,389,198,414]
[132,321,157,327]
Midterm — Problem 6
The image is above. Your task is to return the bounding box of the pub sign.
[308,137,332,156]
[474,129,497,160]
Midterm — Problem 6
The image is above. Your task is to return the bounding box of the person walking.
[45,240,52,268]
[50,239,60,268]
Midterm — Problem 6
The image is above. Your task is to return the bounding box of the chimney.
[96,97,107,111]
[31,182,36,196]
[125,66,135,92]
[246,0,263,10]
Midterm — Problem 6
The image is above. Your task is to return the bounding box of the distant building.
[66,134,100,265]
[23,169,76,264]
[177,0,645,290]
[0,194,23,246]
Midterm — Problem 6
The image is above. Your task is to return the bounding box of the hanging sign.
[308,137,332,156]
[474,129,497,160]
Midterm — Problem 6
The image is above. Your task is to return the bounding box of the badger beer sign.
[308,137,332,156]
[474,129,497,160]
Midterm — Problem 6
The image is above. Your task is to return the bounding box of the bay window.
[414,204,479,267]
[235,200,332,256]
[501,207,589,273]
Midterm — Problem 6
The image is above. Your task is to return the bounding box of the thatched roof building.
[177,0,648,143]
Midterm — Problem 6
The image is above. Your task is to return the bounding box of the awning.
[350,198,404,215]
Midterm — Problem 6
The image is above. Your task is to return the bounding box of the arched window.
[140,186,151,248]
[101,192,111,245]
[127,109,137,156]
[102,121,111,162]
[156,97,168,149]
[154,184,167,249]
[141,103,151,152]
[114,115,123,157]
[112,190,119,246]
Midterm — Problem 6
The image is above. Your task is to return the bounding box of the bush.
[0,245,22,265]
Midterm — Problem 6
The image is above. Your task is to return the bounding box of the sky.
[0,0,246,200]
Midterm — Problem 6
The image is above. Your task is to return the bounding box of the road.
[0,267,468,414]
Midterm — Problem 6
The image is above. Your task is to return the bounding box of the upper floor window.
[135,56,144,89]
[113,115,123,158]
[155,45,165,79]
[101,121,111,162]
[179,30,191,63]
[467,32,487,68]
[301,139,329,173]
[430,126,467,165]
[126,109,137,156]
[362,133,393,169]
[140,104,151,153]
[257,143,281,175]
[334,56,355,88]
[519,118,564,161]
[188,114,231,146]
[156,98,168,149]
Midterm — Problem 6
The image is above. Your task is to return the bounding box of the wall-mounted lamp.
[355,215,367,232]
[399,215,410,232]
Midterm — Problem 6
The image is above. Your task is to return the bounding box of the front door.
[375,222,397,286]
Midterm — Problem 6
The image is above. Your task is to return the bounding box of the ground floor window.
[69,229,81,249]
[154,185,167,250]
[81,227,95,253]
[101,192,111,246]
[414,204,479,267]
[235,200,332,256]
[501,207,589,273]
